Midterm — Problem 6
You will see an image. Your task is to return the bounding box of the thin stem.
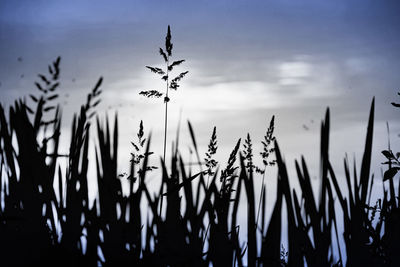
[163,59,169,162]
[160,58,170,217]
[255,166,266,229]
[202,222,211,248]
[163,102,168,161]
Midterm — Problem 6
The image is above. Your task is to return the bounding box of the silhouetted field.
[0,57,399,267]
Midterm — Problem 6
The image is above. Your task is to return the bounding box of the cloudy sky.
[1,0,400,200]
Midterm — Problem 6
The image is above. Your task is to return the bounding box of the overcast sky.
[1,0,400,201]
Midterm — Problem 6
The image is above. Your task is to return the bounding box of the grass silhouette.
[139,25,188,162]
[140,26,188,217]
[0,55,399,267]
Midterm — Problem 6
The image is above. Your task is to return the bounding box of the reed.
[139,25,188,162]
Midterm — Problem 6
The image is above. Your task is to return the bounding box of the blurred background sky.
[1,0,400,203]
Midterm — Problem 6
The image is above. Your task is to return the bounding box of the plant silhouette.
[140,25,188,162]
[0,54,400,267]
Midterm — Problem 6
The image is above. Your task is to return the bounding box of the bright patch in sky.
[279,59,311,86]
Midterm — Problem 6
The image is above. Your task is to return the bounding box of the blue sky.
[1,0,400,208]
